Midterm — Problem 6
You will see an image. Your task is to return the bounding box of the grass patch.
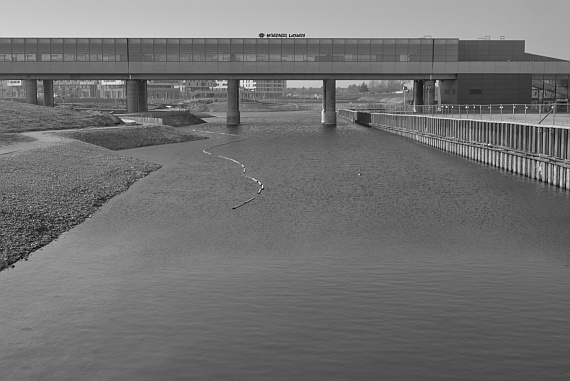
[58,125,208,150]
[0,100,122,135]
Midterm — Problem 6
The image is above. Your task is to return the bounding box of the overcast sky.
[2,0,568,87]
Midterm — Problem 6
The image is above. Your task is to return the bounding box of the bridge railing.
[338,108,570,189]
[372,102,570,127]
[338,108,570,161]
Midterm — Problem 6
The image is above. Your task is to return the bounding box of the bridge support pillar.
[25,80,38,105]
[425,80,436,106]
[413,80,424,112]
[321,79,336,126]
[126,79,148,113]
[227,79,240,126]
[43,80,54,107]
[137,80,148,112]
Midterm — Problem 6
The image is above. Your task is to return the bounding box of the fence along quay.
[338,109,570,190]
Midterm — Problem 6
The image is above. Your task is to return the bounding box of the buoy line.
[202,137,264,209]
[232,197,256,210]
[192,129,239,137]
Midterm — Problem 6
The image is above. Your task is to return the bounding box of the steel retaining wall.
[117,116,163,125]
[115,110,191,125]
[338,109,570,190]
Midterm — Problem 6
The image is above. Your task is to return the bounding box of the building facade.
[0,37,568,106]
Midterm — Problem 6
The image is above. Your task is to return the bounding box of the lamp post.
[403,85,408,113]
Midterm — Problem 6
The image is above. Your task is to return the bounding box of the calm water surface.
[2,111,570,380]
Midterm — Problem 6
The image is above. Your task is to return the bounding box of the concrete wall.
[339,109,570,190]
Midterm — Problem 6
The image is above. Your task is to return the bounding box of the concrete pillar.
[227,79,240,126]
[425,80,436,106]
[137,80,148,112]
[25,80,38,105]
[42,80,54,107]
[438,79,458,105]
[413,80,424,112]
[126,79,139,113]
[321,79,336,126]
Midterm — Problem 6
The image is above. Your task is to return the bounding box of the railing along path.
[339,109,570,190]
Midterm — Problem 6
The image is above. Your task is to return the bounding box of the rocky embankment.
[0,141,161,271]
[0,101,207,272]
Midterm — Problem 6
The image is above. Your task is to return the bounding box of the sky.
[2,0,568,88]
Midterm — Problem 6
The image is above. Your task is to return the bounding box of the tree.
[359,82,369,93]
[346,84,359,94]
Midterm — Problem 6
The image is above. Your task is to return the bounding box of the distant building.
[216,79,287,99]
[242,80,287,99]
[0,80,25,98]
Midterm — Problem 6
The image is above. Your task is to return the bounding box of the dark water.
[2,111,570,380]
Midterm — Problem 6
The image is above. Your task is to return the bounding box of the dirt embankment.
[0,100,123,134]
[0,100,209,272]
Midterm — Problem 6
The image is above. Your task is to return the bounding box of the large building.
[1,37,568,124]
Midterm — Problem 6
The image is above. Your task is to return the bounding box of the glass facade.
[459,40,526,61]
[532,74,570,103]
[0,38,461,63]
[0,38,130,62]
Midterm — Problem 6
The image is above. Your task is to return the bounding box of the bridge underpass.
[19,76,446,126]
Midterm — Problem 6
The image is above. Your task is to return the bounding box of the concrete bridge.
[1,37,568,125]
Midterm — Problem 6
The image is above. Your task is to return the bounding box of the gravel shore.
[0,100,211,272]
[0,140,161,272]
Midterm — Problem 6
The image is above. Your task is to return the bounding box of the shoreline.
[0,125,209,272]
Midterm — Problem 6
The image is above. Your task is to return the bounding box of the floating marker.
[232,197,256,210]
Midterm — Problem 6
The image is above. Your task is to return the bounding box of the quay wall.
[339,109,570,190]
[117,116,163,125]
[115,110,192,126]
